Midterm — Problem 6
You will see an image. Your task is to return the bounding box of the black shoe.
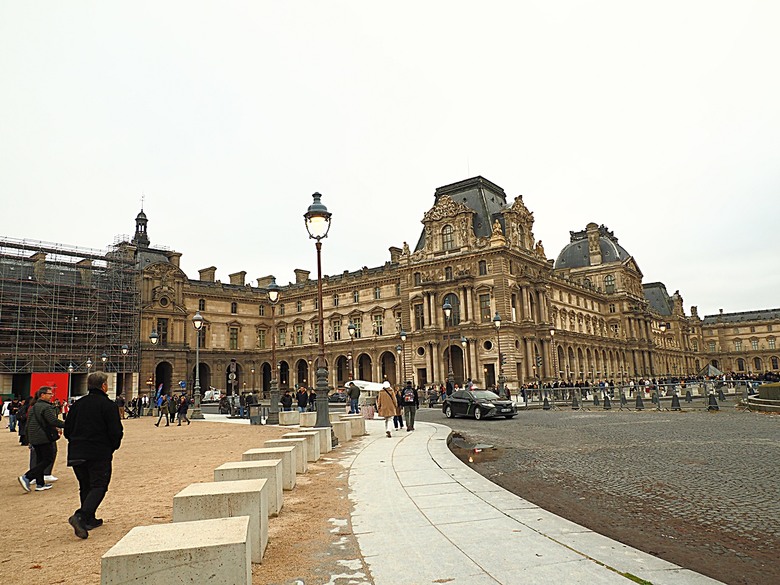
[68,513,89,539]
[85,518,103,531]
[154,423,159,427]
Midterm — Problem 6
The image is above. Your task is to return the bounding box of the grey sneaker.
[18,475,31,492]
[35,483,53,491]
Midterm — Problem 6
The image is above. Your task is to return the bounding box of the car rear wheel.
[474,408,482,420]
[444,405,454,418]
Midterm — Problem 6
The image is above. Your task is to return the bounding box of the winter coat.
[375,388,398,418]
[26,399,64,446]
[64,387,123,461]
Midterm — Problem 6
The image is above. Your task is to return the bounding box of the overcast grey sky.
[1,1,778,318]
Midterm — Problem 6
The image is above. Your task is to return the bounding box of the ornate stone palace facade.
[128,176,778,397]
[2,176,777,398]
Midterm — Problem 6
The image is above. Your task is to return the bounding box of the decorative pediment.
[422,196,473,222]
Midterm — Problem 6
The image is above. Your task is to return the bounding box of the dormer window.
[442,225,454,251]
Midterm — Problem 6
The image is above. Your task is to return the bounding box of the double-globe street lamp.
[443,301,454,387]
[266,277,282,424]
[191,310,205,419]
[304,192,332,429]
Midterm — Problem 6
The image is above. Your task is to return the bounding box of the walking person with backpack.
[400,381,419,431]
[18,386,64,493]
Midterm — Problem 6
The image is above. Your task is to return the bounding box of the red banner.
[30,372,71,403]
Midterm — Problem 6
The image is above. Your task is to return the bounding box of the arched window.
[736,358,745,372]
[443,293,461,326]
[442,225,455,251]
[772,357,779,370]
[604,274,616,293]
[754,357,762,371]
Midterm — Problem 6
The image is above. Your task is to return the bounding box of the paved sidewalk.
[348,419,725,585]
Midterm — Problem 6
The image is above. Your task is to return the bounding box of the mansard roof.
[702,308,780,324]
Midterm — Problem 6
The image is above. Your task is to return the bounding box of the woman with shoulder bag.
[18,386,64,492]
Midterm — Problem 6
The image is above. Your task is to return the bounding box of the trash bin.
[249,403,263,425]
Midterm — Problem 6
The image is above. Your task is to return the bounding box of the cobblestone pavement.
[415,402,780,585]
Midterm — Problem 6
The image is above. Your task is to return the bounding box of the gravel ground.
[416,400,780,585]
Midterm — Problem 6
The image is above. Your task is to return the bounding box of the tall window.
[443,293,461,325]
[295,324,304,345]
[279,304,285,316]
[414,272,421,286]
[373,314,383,336]
[604,274,615,293]
[735,340,742,351]
[445,266,453,280]
[297,301,302,313]
[478,260,487,275]
[231,302,238,314]
[198,327,207,349]
[259,305,265,316]
[333,294,339,307]
[442,225,454,250]
[395,283,400,296]
[479,294,491,322]
[353,317,362,338]
[751,340,759,350]
[692,340,699,351]
[229,327,239,350]
[332,319,341,341]
[353,290,359,303]
[769,338,776,350]
[157,318,169,345]
[198,299,206,311]
[708,341,716,352]
[772,357,778,369]
[609,303,616,313]
[278,328,286,346]
[313,323,320,343]
[314,297,319,310]
[258,330,266,349]
[414,303,425,330]
[374,286,381,300]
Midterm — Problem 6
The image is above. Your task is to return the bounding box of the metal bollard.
[635,394,644,410]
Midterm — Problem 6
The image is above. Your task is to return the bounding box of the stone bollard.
[282,431,321,462]
[299,411,317,427]
[707,394,720,411]
[603,395,611,410]
[278,410,300,426]
[671,393,681,411]
[215,460,284,517]
[685,390,692,403]
[242,447,296,490]
[593,393,600,406]
[543,397,550,410]
[331,420,351,443]
[264,438,308,474]
[635,394,644,410]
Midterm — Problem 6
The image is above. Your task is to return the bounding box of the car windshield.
[471,390,500,400]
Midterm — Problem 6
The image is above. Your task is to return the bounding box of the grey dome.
[555,225,631,269]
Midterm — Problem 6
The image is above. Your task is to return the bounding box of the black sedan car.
[442,389,517,420]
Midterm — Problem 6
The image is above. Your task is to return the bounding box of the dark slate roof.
[415,176,508,252]
[643,282,673,316]
[137,248,171,271]
[702,308,780,324]
[554,225,631,269]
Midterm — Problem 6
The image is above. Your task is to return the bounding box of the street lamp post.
[493,312,506,397]
[68,362,74,401]
[251,366,255,394]
[101,352,107,371]
[266,277,281,424]
[121,344,129,398]
[191,311,205,419]
[396,344,403,385]
[348,322,356,380]
[148,330,158,415]
[460,336,469,382]
[304,192,333,429]
[443,301,454,387]
[400,329,408,383]
[657,322,667,411]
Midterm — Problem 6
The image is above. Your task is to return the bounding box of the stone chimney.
[294,269,310,284]
[256,275,275,288]
[166,251,182,268]
[199,266,217,282]
[586,222,602,266]
[229,271,247,286]
[389,246,402,263]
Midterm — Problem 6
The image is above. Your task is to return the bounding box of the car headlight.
[482,402,494,408]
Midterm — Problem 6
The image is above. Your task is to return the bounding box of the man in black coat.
[64,371,123,539]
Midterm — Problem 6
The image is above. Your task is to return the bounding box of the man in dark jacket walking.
[64,371,123,539]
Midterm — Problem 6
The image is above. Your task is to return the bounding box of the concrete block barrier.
[339,414,366,436]
[173,479,268,564]
[242,446,296,490]
[278,410,300,426]
[331,420,352,444]
[311,427,333,452]
[215,460,284,517]
[101,516,251,584]
[282,431,320,462]
[299,411,317,427]
[264,438,308,474]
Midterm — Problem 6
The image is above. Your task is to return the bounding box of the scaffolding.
[0,236,140,386]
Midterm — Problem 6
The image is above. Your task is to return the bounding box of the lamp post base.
[190,408,205,419]
[267,380,280,425]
